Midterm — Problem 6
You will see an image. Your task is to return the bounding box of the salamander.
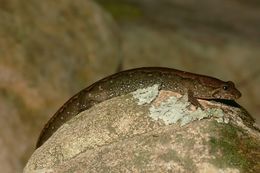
[36,67,241,148]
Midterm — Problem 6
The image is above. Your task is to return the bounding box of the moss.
[208,122,260,172]
[95,0,143,21]
[209,137,249,168]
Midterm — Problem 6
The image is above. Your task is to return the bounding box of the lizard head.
[211,81,241,100]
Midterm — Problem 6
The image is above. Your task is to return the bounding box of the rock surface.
[24,87,260,172]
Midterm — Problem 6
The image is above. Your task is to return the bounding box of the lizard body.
[36,67,241,148]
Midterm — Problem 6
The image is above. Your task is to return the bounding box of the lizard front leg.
[187,90,204,110]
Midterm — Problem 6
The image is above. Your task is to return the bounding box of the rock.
[24,86,260,172]
[0,0,120,172]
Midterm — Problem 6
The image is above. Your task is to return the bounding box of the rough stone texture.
[0,0,120,172]
[24,89,260,173]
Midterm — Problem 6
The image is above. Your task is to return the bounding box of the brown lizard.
[36,67,241,148]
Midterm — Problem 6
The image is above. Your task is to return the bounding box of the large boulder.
[24,85,259,172]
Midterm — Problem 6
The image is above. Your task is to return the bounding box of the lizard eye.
[222,85,228,90]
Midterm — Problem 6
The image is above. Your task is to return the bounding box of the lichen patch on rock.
[149,91,226,126]
[132,84,160,105]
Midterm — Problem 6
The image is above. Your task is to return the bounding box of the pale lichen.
[149,93,225,126]
[132,84,160,105]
